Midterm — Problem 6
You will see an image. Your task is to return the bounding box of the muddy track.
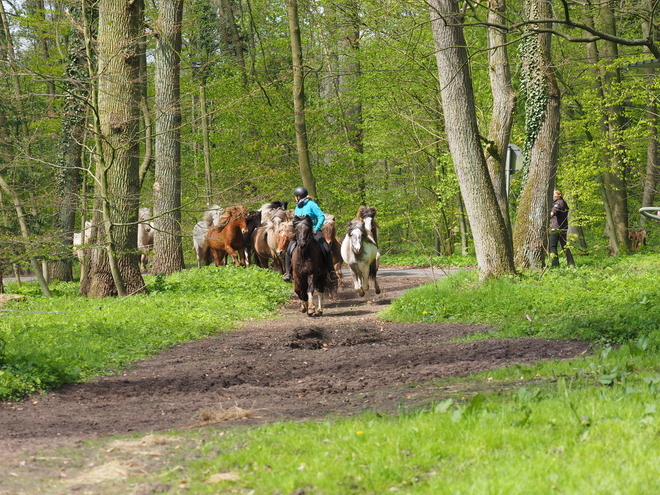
[0,271,591,456]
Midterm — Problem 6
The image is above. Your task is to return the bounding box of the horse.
[242,210,262,265]
[138,208,155,272]
[201,206,249,267]
[341,208,380,301]
[193,205,224,268]
[73,220,93,263]
[291,215,331,317]
[322,214,343,283]
[259,201,289,224]
[251,211,292,272]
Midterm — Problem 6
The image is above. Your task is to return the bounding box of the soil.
[0,271,591,456]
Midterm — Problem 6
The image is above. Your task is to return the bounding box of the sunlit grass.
[0,266,291,400]
[381,255,660,344]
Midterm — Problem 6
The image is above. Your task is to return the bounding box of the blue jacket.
[294,198,325,232]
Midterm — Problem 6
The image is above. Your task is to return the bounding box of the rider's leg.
[314,232,339,281]
[282,240,296,282]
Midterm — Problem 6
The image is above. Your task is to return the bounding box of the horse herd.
[73,202,380,317]
[194,202,381,317]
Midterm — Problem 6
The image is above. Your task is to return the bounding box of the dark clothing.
[551,198,570,230]
[549,196,575,267]
[549,230,575,267]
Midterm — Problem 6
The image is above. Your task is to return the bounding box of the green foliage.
[382,254,660,344]
[0,267,291,400]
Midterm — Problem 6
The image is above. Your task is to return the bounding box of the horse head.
[275,221,294,256]
[293,215,314,250]
[357,206,378,245]
[346,220,365,254]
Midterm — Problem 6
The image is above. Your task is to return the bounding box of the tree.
[286,0,316,198]
[512,0,561,269]
[151,0,185,275]
[80,0,146,297]
[428,0,515,279]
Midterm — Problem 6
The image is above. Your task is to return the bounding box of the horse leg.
[212,248,224,266]
[370,260,380,295]
[313,291,324,317]
[352,267,365,297]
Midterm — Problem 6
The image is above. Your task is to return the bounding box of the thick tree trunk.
[152,0,185,275]
[286,0,316,198]
[81,0,146,298]
[513,0,560,269]
[429,0,515,279]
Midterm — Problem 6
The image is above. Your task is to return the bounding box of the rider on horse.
[282,186,340,283]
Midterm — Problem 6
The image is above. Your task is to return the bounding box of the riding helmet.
[293,186,308,198]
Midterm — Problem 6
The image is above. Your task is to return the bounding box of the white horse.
[341,211,380,301]
[193,205,224,268]
[73,220,93,262]
[138,208,155,271]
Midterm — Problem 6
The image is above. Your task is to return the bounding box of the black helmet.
[293,186,308,198]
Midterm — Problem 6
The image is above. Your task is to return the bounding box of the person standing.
[549,190,575,267]
[282,186,340,282]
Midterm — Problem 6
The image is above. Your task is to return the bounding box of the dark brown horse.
[291,215,329,317]
[202,206,249,267]
[322,214,343,283]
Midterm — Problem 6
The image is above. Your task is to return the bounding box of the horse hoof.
[357,289,365,297]
[375,288,381,294]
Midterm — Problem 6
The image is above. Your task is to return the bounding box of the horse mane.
[203,205,224,227]
[356,206,378,245]
[216,206,248,230]
[293,215,313,228]
[259,201,288,224]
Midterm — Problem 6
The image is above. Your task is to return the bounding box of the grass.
[0,266,291,400]
[380,254,660,344]
[6,253,660,494]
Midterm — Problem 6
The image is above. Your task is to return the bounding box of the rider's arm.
[309,202,325,232]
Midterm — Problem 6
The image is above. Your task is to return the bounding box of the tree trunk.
[50,6,88,282]
[485,0,515,237]
[640,11,658,226]
[286,0,316,198]
[152,0,185,275]
[598,1,630,254]
[513,0,560,269]
[219,0,247,86]
[81,0,146,298]
[428,0,515,279]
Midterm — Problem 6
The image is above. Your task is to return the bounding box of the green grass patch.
[381,255,660,344]
[0,266,291,400]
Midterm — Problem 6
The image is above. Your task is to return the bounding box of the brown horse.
[322,214,343,283]
[291,215,330,317]
[201,206,249,267]
[251,212,293,273]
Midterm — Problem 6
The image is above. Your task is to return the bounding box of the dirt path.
[0,271,591,455]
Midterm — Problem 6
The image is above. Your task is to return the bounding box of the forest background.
[0,0,659,296]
